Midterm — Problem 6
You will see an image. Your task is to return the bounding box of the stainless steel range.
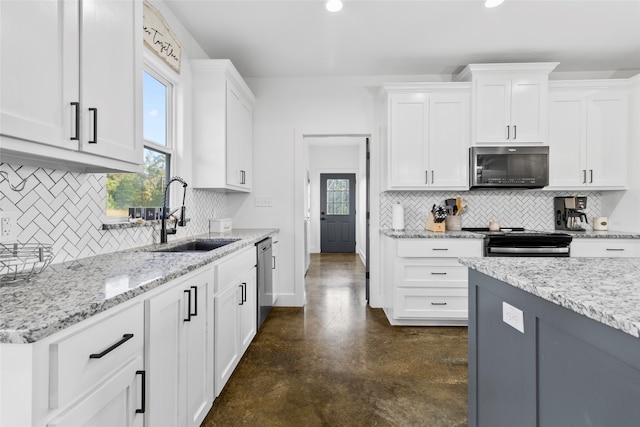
[462,227,573,257]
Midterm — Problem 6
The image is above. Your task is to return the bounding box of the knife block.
[425,213,446,232]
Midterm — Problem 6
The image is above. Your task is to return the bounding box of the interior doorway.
[320,173,356,253]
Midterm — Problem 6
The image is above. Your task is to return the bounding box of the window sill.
[101,218,190,231]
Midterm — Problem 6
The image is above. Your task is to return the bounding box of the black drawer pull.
[89,333,134,359]
[432,248,449,251]
[88,107,98,143]
[606,248,625,251]
[431,302,448,306]
[431,272,447,275]
[190,285,198,317]
[184,289,192,322]
[136,370,146,414]
[70,102,80,140]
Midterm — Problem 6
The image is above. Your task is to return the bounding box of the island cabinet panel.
[468,269,640,427]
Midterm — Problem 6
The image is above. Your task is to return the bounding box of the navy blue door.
[320,173,356,253]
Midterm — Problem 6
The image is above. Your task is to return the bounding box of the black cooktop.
[462,227,570,237]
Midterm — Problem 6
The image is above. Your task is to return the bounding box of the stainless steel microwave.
[470,146,549,189]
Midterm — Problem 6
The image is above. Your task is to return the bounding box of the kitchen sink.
[153,239,239,253]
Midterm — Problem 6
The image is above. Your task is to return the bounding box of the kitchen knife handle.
[70,102,80,140]
[88,107,98,143]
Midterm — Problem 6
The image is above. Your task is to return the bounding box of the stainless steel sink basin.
[153,239,238,253]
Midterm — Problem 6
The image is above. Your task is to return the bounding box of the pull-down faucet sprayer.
[161,176,188,244]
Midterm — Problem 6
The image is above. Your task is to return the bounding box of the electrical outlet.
[0,211,19,242]
[502,302,524,333]
[254,196,273,207]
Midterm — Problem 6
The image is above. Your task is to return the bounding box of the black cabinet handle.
[88,107,98,143]
[513,125,517,140]
[136,370,146,414]
[89,333,134,359]
[240,170,246,184]
[184,289,191,322]
[582,170,587,184]
[431,302,448,306]
[432,248,449,251]
[606,248,625,251]
[70,102,80,140]
[190,285,198,317]
[238,283,245,305]
[425,170,428,184]
[431,272,447,275]
[590,169,593,184]
[431,170,434,184]
[272,255,276,270]
[506,125,510,140]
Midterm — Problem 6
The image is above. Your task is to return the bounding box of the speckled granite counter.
[381,229,484,239]
[0,229,277,344]
[561,230,640,239]
[459,257,640,338]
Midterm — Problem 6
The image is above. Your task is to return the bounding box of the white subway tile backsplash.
[381,190,602,231]
[1,163,227,264]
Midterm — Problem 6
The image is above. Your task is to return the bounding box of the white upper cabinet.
[191,60,255,192]
[457,63,558,145]
[548,81,629,190]
[383,84,470,190]
[0,0,143,172]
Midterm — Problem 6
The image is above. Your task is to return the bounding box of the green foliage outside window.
[106,148,167,217]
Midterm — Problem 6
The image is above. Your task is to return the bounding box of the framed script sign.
[143,1,182,74]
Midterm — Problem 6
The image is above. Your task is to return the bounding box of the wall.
[381,190,602,231]
[0,1,226,264]
[308,142,361,254]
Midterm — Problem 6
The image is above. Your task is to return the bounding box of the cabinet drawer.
[571,239,640,258]
[396,239,482,258]
[395,259,468,287]
[49,302,143,410]
[215,246,256,293]
[394,287,468,319]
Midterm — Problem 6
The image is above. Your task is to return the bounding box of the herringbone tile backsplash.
[381,190,602,231]
[0,163,227,264]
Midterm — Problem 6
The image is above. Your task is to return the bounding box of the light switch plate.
[502,302,524,333]
[0,211,19,242]
[254,196,273,207]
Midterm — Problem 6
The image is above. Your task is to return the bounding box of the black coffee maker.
[554,196,588,231]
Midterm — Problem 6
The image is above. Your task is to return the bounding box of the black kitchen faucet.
[161,176,188,244]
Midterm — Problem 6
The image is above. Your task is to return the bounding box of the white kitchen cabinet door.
[548,86,628,190]
[238,268,257,353]
[214,281,241,396]
[80,0,142,165]
[145,283,185,427]
[146,268,212,427]
[0,0,79,150]
[388,91,469,190]
[428,93,469,188]
[548,91,586,188]
[474,76,547,144]
[586,91,628,188]
[48,357,144,427]
[0,0,142,172]
[191,60,255,192]
[389,93,429,187]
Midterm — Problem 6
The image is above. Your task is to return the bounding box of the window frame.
[105,53,178,222]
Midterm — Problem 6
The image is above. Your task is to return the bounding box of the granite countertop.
[383,229,640,239]
[459,257,640,338]
[381,229,485,239]
[0,229,277,344]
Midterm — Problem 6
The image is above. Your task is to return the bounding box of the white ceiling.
[164,0,640,78]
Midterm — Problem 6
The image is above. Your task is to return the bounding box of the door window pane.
[326,179,349,215]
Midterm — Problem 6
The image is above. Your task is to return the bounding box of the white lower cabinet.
[214,246,257,396]
[383,237,483,326]
[146,266,212,427]
[571,239,640,258]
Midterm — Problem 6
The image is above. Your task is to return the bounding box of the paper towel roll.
[392,203,405,230]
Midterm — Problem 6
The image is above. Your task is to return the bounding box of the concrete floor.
[202,253,468,426]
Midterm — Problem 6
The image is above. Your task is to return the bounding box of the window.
[107,70,173,218]
[326,179,350,215]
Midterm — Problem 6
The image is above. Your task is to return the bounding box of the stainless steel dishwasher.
[256,237,273,330]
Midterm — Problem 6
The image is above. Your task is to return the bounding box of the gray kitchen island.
[459,257,640,427]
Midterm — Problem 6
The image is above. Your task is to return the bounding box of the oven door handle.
[488,247,570,255]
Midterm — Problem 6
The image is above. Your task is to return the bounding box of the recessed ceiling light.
[485,0,505,8]
[326,0,343,12]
